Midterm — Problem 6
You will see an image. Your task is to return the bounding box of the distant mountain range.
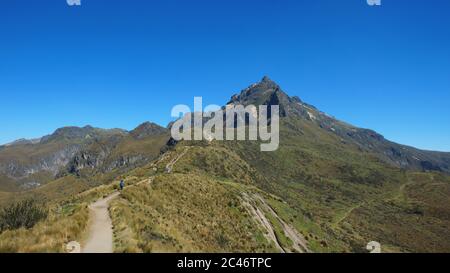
[0,122,170,191]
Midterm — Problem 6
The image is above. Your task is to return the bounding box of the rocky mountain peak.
[260,75,278,86]
[227,76,305,117]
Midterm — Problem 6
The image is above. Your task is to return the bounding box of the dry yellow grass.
[0,203,89,253]
[110,172,277,253]
[0,176,126,253]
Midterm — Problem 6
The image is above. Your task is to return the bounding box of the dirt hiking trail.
[82,192,120,253]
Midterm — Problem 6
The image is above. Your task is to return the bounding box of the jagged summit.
[261,75,271,82]
[260,75,278,86]
[227,76,306,117]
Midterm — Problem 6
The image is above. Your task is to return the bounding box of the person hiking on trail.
[119,180,125,191]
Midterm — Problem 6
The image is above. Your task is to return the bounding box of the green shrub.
[0,199,48,232]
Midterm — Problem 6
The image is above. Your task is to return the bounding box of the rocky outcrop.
[0,144,81,179]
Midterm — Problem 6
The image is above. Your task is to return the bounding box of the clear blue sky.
[1,0,449,151]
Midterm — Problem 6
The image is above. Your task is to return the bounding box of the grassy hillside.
[212,118,450,252]
[0,191,11,208]
[0,176,18,192]
[107,143,339,253]
[105,115,450,253]
[337,172,450,252]
[111,173,277,253]
[87,121,449,253]
[0,137,449,253]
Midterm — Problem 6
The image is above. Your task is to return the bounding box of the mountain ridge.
[227,76,450,173]
[0,76,449,191]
